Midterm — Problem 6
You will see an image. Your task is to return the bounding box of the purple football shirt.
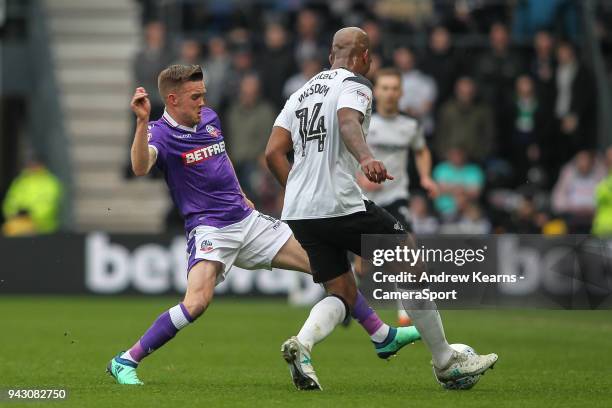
[147,107,252,234]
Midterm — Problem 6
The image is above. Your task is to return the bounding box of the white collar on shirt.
[162,109,198,132]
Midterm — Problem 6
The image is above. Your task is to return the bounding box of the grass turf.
[1,296,611,407]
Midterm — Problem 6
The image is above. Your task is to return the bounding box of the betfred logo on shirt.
[182,141,226,165]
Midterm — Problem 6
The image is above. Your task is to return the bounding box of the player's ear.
[329,53,334,66]
[167,93,177,106]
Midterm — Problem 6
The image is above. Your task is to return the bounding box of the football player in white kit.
[266,27,497,390]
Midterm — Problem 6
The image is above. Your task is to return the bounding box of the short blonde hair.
[157,64,203,100]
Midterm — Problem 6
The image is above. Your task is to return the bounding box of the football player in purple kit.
[106,64,420,386]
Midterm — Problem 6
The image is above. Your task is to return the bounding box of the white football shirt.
[274,68,373,220]
[364,113,425,207]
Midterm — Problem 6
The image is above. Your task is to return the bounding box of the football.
[435,343,482,390]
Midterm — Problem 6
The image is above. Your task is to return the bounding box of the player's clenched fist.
[131,87,151,120]
[360,157,394,184]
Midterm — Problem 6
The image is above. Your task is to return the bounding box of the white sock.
[370,324,390,343]
[297,296,347,351]
[404,308,454,368]
[120,350,138,363]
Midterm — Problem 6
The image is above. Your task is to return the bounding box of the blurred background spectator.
[394,46,437,136]
[2,155,63,236]
[435,77,495,162]
[433,146,484,220]
[475,23,524,155]
[408,194,439,234]
[547,41,597,176]
[226,74,277,207]
[202,36,231,110]
[552,150,605,233]
[257,22,296,109]
[294,8,325,66]
[175,38,203,66]
[592,147,612,237]
[283,58,322,100]
[420,26,464,114]
[133,21,173,120]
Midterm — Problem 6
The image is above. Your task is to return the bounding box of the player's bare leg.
[272,235,419,352]
[396,234,498,380]
[270,235,311,273]
[106,260,222,385]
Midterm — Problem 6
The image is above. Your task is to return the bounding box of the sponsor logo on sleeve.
[357,90,371,106]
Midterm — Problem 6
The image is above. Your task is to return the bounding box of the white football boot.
[434,350,498,381]
[281,336,322,391]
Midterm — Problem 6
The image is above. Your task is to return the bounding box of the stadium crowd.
[2,1,611,236]
[126,0,612,237]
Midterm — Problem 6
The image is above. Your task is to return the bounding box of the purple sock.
[351,292,384,336]
[128,303,194,363]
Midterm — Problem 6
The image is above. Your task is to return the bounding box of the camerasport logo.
[182,141,226,165]
[200,240,214,253]
[206,124,220,137]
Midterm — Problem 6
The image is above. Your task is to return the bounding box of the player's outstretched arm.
[130,87,156,176]
[337,107,393,184]
[265,126,293,188]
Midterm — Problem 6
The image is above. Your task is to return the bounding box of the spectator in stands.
[433,146,485,219]
[438,0,478,34]
[393,46,437,135]
[440,196,491,234]
[530,31,556,109]
[475,22,523,152]
[362,19,385,57]
[221,44,256,113]
[508,194,542,233]
[408,194,439,234]
[420,25,463,114]
[548,41,597,173]
[552,150,606,233]
[133,21,173,120]
[225,74,276,205]
[282,57,321,99]
[510,75,549,185]
[2,157,63,235]
[202,36,231,110]
[373,0,434,31]
[176,39,202,66]
[435,77,495,162]
[592,147,612,237]
[257,22,296,109]
[294,8,325,65]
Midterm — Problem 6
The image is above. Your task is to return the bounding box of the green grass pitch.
[1,296,611,407]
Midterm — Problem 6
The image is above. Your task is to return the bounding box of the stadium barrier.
[0,232,323,303]
[1,233,611,309]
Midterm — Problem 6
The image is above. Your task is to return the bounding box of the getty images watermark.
[359,234,612,310]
